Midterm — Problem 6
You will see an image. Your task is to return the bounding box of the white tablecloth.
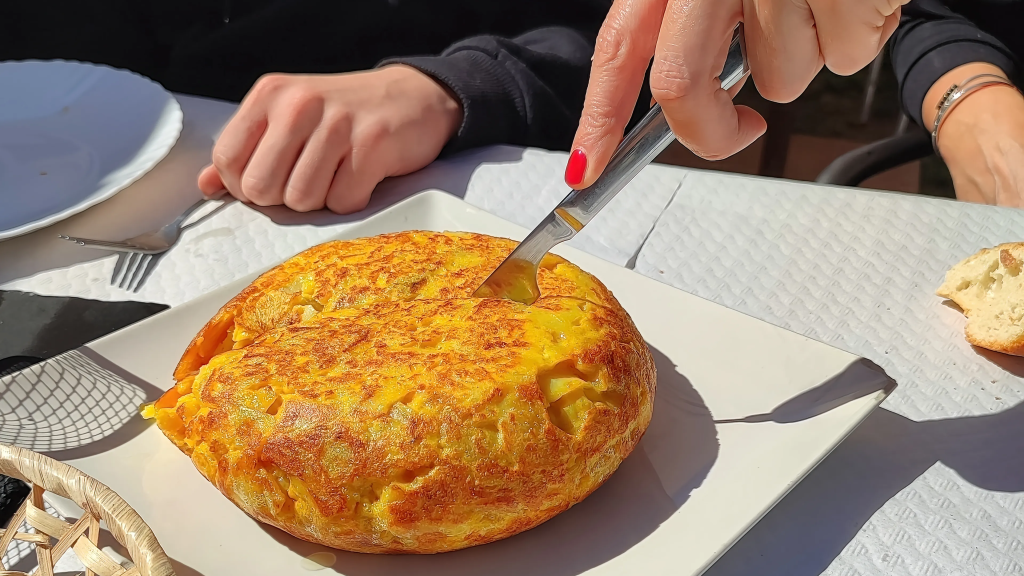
[634,174,1024,576]
[2,94,1023,576]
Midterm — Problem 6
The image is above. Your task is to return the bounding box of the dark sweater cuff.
[379,51,526,156]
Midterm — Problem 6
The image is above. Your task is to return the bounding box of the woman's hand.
[198,65,462,213]
[564,0,907,188]
[932,72,1024,208]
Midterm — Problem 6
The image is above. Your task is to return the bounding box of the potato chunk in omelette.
[144,231,655,553]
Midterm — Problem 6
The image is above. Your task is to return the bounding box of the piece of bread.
[937,242,1024,356]
[142,231,655,554]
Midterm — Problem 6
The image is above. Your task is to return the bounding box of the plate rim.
[0,59,185,240]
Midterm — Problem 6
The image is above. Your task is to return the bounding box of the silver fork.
[60,194,233,292]
[59,195,230,254]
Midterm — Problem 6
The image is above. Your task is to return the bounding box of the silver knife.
[474,23,751,304]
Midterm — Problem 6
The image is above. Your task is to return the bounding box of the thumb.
[197,164,227,197]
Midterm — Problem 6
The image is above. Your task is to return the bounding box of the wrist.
[937,83,1024,155]
[935,83,1024,206]
[382,64,463,141]
[923,63,1010,128]
[925,64,1023,158]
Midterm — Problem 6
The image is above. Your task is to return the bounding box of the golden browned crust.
[146,231,655,553]
[173,232,618,381]
[937,242,1024,356]
[982,338,1024,356]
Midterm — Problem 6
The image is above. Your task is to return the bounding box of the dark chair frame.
[815,128,933,187]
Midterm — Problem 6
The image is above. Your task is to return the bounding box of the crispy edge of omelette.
[151,231,656,553]
[165,296,657,553]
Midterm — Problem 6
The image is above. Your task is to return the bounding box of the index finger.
[207,76,284,202]
[566,0,668,189]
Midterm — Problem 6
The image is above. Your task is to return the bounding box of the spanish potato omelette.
[144,231,656,553]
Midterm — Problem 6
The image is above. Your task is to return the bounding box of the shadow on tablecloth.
[705,400,1024,576]
[0,346,164,460]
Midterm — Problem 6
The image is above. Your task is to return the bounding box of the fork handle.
[173,191,232,229]
[171,197,215,228]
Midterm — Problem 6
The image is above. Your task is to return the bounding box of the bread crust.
[937,242,1024,356]
[146,231,656,553]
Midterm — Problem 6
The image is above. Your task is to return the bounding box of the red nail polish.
[564,148,587,186]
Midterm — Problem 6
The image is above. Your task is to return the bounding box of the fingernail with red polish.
[564,148,587,186]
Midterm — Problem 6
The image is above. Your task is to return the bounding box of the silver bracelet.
[931,73,1016,156]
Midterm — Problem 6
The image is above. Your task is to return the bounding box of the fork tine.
[116,253,135,289]
[126,254,144,292]
[110,253,130,286]
[119,253,142,290]
[128,253,149,291]
[131,253,163,292]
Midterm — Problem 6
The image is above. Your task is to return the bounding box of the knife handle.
[555,23,750,230]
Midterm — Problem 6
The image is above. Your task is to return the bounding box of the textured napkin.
[633,170,1024,576]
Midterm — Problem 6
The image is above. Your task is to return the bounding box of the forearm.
[379,26,597,154]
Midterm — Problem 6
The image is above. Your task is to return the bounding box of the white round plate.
[0,60,183,240]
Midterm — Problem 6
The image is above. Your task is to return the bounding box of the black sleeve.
[378,26,598,155]
[889,0,1022,129]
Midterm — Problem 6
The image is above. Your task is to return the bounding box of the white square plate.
[1,190,894,575]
